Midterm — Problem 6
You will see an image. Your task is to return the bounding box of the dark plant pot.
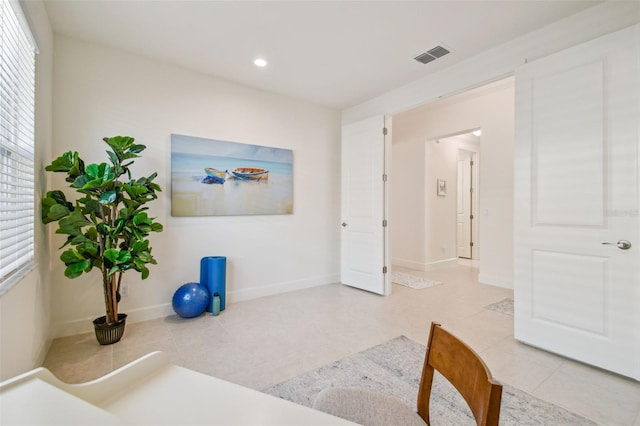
[93,313,127,345]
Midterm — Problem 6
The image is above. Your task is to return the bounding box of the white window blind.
[0,0,36,285]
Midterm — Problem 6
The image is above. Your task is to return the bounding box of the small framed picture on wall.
[437,178,446,196]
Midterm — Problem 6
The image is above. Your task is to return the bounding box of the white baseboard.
[52,273,340,338]
[392,257,458,271]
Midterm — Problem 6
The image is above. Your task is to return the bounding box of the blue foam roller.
[201,256,226,312]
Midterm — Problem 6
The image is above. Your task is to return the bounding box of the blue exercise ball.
[172,282,210,318]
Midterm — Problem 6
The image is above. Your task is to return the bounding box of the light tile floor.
[43,263,640,426]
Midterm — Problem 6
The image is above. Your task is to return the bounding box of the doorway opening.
[389,76,514,283]
[431,130,480,261]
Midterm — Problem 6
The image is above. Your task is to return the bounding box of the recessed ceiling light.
[473,129,482,137]
[254,58,267,67]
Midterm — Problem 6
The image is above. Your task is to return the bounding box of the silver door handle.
[342,222,348,227]
[601,240,632,250]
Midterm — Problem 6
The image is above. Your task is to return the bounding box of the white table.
[0,351,356,425]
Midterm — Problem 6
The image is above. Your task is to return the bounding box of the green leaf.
[56,210,91,236]
[45,152,85,180]
[106,150,119,166]
[99,191,117,204]
[48,190,73,208]
[60,249,82,265]
[117,251,132,263]
[85,163,100,179]
[70,234,93,245]
[64,260,89,278]
[136,252,153,262]
[108,265,120,277]
[112,218,125,234]
[71,174,91,189]
[47,204,71,221]
[132,240,149,253]
[42,199,59,223]
[78,163,115,191]
[151,223,163,232]
[104,249,132,265]
[45,151,74,172]
[96,223,111,235]
[42,191,75,224]
[86,227,98,241]
[123,183,147,198]
[104,249,119,263]
[104,136,136,158]
[133,212,150,226]
[77,242,99,258]
[129,144,146,154]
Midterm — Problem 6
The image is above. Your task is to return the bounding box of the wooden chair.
[313,322,503,426]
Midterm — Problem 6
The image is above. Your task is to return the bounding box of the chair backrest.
[416,322,502,426]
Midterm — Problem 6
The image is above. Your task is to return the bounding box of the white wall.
[0,0,54,380]
[391,79,514,287]
[51,35,341,337]
[388,129,426,268]
[424,137,460,264]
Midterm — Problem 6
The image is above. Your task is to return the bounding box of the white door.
[341,115,389,295]
[457,150,473,258]
[514,25,639,379]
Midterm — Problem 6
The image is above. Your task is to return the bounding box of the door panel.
[533,60,604,226]
[514,25,639,379]
[341,115,389,295]
[532,250,607,334]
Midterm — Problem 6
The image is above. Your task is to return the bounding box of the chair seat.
[313,387,427,426]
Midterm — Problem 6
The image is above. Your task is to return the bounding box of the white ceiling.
[43,0,603,110]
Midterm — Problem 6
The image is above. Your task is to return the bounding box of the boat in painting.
[229,167,269,181]
[205,167,227,178]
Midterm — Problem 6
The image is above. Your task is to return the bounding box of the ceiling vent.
[414,45,451,64]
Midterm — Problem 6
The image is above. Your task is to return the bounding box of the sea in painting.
[171,134,293,216]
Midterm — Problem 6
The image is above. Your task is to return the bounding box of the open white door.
[457,150,473,259]
[341,115,389,295]
[514,25,639,379]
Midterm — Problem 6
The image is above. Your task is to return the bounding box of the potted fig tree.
[42,136,163,344]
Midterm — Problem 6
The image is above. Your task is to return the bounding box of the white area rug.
[391,271,442,289]
[264,336,595,425]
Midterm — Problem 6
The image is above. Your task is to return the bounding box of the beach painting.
[171,134,293,216]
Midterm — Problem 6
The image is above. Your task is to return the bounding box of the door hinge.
[382,173,387,182]
[470,242,474,247]
[470,160,474,166]
[470,187,474,193]
[383,127,388,135]
[470,214,474,220]
[383,266,388,274]
[382,219,387,227]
